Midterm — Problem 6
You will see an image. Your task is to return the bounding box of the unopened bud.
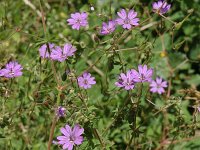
[90,6,94,11]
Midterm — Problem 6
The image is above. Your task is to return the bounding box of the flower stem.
[126,83,143,149]
[47,116,57,150]
[47,88,61,150]
[103,92,133,135]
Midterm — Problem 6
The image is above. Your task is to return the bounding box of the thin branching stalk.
[126,83,143,149]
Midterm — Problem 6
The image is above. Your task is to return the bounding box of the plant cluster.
[0,0,200,149]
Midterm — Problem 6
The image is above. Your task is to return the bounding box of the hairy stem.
[47,116,57,150]
[126,83,143,149]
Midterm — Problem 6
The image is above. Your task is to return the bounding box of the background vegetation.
[0,0,200,149]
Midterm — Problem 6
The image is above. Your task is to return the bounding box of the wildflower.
[56,106,66,118]
[51,46,65,62]
[100,21,116,35]
[115,71,135,90]
[56,124,84,150]
[150,77,167,94]
[39,43,55,58]
[152,0,171,14]
[67,12,88,30]
[77,72,96,89]
[63,43,77,57]
[0,61,23,78]
[116,9,139,30]
[50,44,76,62]
[131,65,153,83]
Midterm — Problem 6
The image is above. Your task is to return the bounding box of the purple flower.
[63,43,77,57]
[116,9,139,30]
[77,72,96,89]
[100,20,116,35]
[56,124,84,150]
[67,12,88,30]
[0,61,23,78]
[56,106,66,118]
[50,43,76,62]
[115,71,135,90]
[131,65,153,83]
[152,0,171,14]
[51,46,66,62]
[150,77,167,94]
[39,43,55,58]
[0,69,4,76]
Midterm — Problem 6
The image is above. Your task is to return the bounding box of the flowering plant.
[0,0,199,150]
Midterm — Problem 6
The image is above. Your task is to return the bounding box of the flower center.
[76,19,81,24]
[69,135,75,143]
[139,74,145,81]
[124,18,130,24]
[105,28,111,33]
[9,69,15,76]
[156,84,161,89]
[61,53,66,58]
[83,79,88,85]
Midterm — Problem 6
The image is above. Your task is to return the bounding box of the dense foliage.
[0,0,200,149]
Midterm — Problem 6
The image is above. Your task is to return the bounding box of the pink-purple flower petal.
[78,72,96,89]
[0,61,23,78]
[150,77,168,94]
[54,124,84,150]
[152,0,171,14]
[67,12,88,30]
[116,9,139,29]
